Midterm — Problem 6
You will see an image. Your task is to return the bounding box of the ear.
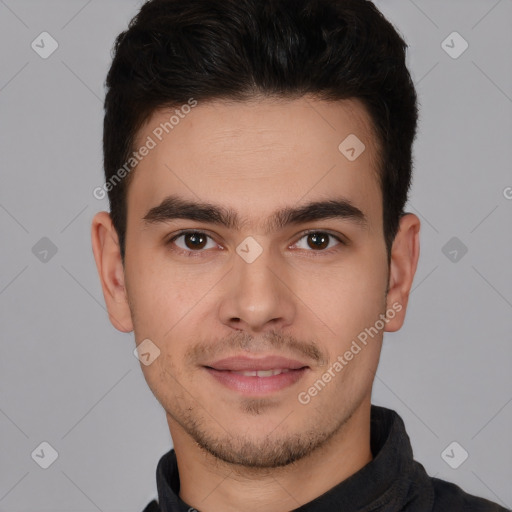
[384,213,420,332]
[91,211,133,333]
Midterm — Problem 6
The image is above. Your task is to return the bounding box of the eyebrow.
[142,194,368,233]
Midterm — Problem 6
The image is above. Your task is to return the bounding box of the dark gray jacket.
[143,405,510,511]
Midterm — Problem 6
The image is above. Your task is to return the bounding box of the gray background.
[1,0,511,510]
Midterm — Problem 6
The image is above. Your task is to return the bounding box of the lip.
[203,355,310,396]
[204,355,309,371]
[204,366,309,395]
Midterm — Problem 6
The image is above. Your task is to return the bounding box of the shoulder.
[430,477,510,512]
[142,499,161,512]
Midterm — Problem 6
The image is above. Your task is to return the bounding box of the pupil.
[187,233,206,249]
[309,233,328,250]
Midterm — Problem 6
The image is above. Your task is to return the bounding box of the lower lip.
[204,367,308,395]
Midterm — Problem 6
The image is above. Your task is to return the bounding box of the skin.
[91,96,420,512]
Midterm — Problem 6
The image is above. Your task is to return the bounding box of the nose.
[217,240,296,333]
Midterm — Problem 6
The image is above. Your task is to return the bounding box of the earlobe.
[384,213,420,332]
[91,211,134,333]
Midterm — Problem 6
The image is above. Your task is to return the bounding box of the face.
[92,96,419,469]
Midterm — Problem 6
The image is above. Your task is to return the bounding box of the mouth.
[226,368,296,377]
[203,355,310,395]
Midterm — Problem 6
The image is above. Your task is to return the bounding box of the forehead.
[127,96,383,231]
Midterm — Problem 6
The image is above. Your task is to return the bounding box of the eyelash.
[165,229,346,258]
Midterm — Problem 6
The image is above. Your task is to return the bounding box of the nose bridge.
[235,235,278,299]
[219,235,294,330]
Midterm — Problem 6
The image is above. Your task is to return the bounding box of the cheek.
[139,351,188,414]
[125,248,198,333]
[293,255,387,336]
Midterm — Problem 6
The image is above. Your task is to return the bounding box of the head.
[92,0,420,469]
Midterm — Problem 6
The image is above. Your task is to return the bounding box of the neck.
[170,400,373,512]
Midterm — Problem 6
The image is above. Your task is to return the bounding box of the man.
[91,0,509,510]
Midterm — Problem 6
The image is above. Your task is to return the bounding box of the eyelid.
[290,229,346,254]
[167,228,217,242]
[166,228,347,255]
[293,228,348,245]
[166,229,221,248]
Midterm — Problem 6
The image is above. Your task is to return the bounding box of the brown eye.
[168,231,217,254]
[307,232,329,250]
[183,232,207,250]
[293,231,344,253]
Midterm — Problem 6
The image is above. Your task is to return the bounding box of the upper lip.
[204,355,309,371]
